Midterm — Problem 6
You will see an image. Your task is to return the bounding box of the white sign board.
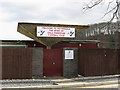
[65,50,74,59]
[37,26,75,38]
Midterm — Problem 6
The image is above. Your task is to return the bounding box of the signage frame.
[37,26,75,38]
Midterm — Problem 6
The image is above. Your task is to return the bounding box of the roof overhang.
[17,22,90,48]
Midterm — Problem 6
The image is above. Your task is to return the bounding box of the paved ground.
[1,75,120,90]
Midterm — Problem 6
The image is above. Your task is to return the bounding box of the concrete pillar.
[32,48,43,78]
[63,48,78,77]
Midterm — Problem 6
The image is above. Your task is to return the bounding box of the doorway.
[43,49,63,77]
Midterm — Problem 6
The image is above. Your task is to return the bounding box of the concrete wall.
[63,48,78,77]
[32,48,43,78]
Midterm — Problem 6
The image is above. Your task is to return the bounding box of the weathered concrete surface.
[32,48,43,78]
[63,48,78,77]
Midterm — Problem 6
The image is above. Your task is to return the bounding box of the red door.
[43,49,63,76]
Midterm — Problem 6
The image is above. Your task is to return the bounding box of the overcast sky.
[0,0,117,40]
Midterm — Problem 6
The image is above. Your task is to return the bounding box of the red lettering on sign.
[61,30,64,32]
[42,27,53,29]
[47,32,58,37]
[49,30,53,32]
[61,28,70,30]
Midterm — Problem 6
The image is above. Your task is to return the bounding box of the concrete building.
[1,22,119,79]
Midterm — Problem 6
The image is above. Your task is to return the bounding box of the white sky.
[0,0,117,40]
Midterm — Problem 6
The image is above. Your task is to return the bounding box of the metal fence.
[2,48,32,79]
[78,48,119,76]
[1,48,120,79]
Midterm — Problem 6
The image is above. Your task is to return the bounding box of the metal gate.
[2,48,32,79]
[78,48,119,76]
[43,49,63,77]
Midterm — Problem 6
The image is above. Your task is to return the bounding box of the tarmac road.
[1,83,119,90]
[1,75,119,90]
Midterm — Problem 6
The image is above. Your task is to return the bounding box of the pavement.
[0,75,120,90]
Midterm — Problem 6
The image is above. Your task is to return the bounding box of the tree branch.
[110,0,120,22]
[83,0,103,10]
[83,0,120,22]
[107,0,114,11]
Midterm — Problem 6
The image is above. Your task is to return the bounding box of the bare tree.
[83,0,120,22]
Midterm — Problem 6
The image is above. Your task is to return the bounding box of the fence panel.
[78,48,119,76]
[118,49,120,73]
[2,48,32,79]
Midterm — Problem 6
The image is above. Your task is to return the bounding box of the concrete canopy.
[17,22,90,48]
